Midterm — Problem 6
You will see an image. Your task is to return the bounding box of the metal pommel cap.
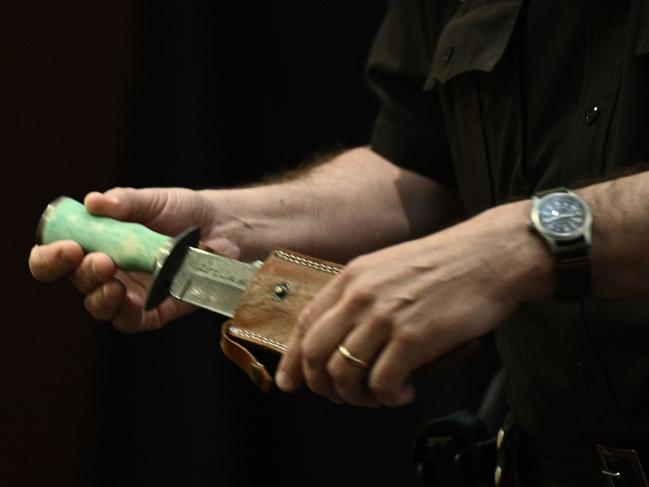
[36,195,67,245]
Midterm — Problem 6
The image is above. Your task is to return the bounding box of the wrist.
[197,185,318,261]
[476,200,554,302]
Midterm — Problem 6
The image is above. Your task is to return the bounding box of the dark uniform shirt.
[367,0,649,483]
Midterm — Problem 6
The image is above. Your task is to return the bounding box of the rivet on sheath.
[271,282,290,301]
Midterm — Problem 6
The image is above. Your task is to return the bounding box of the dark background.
[2,2,499,486]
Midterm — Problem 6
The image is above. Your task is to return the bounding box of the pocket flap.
[425,0,523,90]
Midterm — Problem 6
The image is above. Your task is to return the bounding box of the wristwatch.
[528,187,592,301]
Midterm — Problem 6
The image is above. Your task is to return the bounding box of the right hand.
[29,188,241,333]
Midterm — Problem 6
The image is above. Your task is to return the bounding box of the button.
[585,106,600,126]
[443,43,454,64]
[574,359,588,383]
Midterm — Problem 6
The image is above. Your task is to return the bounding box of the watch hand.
[543,212,579,223]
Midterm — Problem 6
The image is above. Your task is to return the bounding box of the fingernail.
[275,371,293,391]
[103,284,111,299]
[91,260,100,280]
[98,191,120,205]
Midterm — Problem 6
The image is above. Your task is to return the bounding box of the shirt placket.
[560,1,630,184]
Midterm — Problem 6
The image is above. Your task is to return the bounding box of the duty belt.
[496,423,649,487]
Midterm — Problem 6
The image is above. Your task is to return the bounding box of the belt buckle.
[597,444,649,487]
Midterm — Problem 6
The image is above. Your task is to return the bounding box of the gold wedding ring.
[337,345,370,370]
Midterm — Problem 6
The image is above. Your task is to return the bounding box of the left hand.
[275,202,550,407]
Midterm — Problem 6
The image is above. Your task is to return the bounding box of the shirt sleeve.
[366,0,456,186]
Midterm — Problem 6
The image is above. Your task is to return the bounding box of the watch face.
[537,193,589,238]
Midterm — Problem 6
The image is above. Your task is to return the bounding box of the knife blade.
[167,246,262,317]
[37,196,262,316]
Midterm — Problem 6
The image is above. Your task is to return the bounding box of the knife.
[37,196,263,315]
[37,196,350,391]
[37,196,481,392]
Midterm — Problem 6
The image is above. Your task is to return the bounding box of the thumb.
[84,187,205,235]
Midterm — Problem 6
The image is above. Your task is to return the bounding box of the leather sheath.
[219,248,481,393]
[220,248,343,393]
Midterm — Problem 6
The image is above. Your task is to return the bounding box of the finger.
[327,316,392,407]
[152,298,196,328]
[84,188,166,223]
[117,268,186,322]
[29,242,84,282]
[85,187,202,233]
[301,304,355,402]
[111,289,150,333]
[275,326,306,393]
[69,253,116,293]
[109,271,159,333]
[301,287,375,402]
[275,277,345,395]
[368,331,418,407]
[109,284,191,334]
[83,279,126,322]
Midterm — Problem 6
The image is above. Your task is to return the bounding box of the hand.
[29,188,241,333]
[275,202,551,407]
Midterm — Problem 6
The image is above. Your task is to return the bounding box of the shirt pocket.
[423,0,524,213]
[425,0,524,90]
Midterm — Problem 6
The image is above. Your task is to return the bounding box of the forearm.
[580,170,649,297]
[200,147,463,262]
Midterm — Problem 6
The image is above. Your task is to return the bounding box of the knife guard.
[220,248,483,394]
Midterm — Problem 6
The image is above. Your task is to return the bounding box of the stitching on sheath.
[229,326,287,352]
[274,249,343,275]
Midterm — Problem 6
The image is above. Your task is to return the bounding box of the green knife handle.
[37,196,170,274]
